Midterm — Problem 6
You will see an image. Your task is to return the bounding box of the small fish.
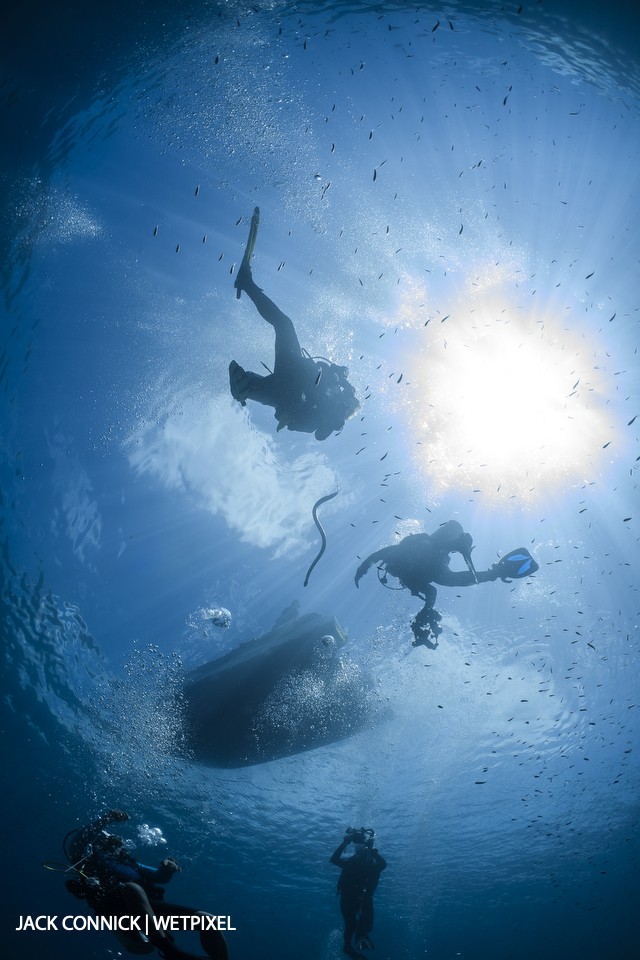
[628,415,637,425]
[153,225,158,236]
[432,20,440,32]
[176,243,180,253]
[585,271,594,279]
[195,185,200,196]
[315,368,323,386]
[609,313,616,322]
[373,168,377,181]
[623,517,632,522]
[380,452,388,461]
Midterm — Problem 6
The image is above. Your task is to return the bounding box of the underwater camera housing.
[346,826,375,847]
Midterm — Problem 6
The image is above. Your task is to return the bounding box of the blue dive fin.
[495,548,539,581]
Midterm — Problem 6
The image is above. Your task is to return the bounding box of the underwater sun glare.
[406,305,612,502]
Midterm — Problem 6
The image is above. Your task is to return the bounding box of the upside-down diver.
[230,207,360,440]
[355,520,538,648]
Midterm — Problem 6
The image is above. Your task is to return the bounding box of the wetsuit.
[355,522,499,647]
[330,840,386,958]
[231,267,359,440]
[65,812,227,960]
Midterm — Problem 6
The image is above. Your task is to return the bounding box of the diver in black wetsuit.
[230,208,359,441]
[330,828,387,959]
[63,810,228,960]
[355,520,538,648]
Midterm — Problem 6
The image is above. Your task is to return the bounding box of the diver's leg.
[95,883,160,955]
[355,896,375,948]
[236,270,302,370]
[229,361,281,407]
[341,898,363,957]
[236,271,292,332]
[233,207,303,375]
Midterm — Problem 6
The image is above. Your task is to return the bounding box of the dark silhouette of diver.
[355,520,539,648]
[330,828,386,959]
[230,208,359,440]
[63,810,228,959]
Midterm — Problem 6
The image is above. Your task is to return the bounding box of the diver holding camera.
[330,827,387,958]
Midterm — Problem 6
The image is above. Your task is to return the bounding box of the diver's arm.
[371,850,387,871]
[138,859,182,885]
[330,838,351,867]
[354,548,394,587]
[67,810,129,863]
[434,566,499,587]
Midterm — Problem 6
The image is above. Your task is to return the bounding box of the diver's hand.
[160,858,182,876]
[354,560,370,588]
[106,810,130,823]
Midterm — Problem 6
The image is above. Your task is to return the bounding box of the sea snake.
[303,489,339,587]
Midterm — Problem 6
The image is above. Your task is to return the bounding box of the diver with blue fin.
[354,520,538,648]
[230,207,360,440]
[59,810,228,959]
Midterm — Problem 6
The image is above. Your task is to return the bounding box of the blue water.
[2,1,639,958]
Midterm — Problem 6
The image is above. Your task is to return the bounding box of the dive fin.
[495,548,538,581]
[235,206,260,299]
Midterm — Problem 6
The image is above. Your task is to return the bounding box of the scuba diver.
[354,520,538,648]
[61,810,228,960]
[330,827,387,959]
[230,207,360,440]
